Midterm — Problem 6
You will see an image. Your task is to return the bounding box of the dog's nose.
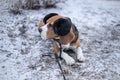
[38,28,42,33]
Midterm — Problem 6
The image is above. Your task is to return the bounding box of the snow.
[0,0,120,80]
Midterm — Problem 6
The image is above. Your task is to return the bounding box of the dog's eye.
[48,24,52,27]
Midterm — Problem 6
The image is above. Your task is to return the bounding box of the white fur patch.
[76,47,85,62]
[69,46,77,52]
[61,51,75,65]
[41,24,48,40]
[61,43,70,49]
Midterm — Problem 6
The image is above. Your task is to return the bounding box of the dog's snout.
[38,28,42,33]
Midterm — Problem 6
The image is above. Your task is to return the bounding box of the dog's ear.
[53,18,75,44]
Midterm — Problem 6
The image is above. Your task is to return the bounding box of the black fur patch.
[43,13,58,24]
[53,18,72,36]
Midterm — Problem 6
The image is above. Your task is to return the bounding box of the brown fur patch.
[47,26,57,39]
[54,42,60,54]
[39,20,45,28]
[70,37,80,48]
[60,28,75,44]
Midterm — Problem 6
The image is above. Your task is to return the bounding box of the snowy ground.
[0,0,120,80]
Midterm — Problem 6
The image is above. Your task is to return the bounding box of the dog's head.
[38,13,75,44]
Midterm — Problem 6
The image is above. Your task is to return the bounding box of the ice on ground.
[0,0,120,80]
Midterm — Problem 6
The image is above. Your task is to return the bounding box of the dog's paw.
[77,55,85,62]
[61,52,75,65]
[65,56,75,65]
[76,47,85,62]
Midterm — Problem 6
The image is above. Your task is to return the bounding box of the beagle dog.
[38,13,85,65]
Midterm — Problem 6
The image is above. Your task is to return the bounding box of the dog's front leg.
[61,51,75,65]
[54,42,75,65]
[76,47,85,62]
